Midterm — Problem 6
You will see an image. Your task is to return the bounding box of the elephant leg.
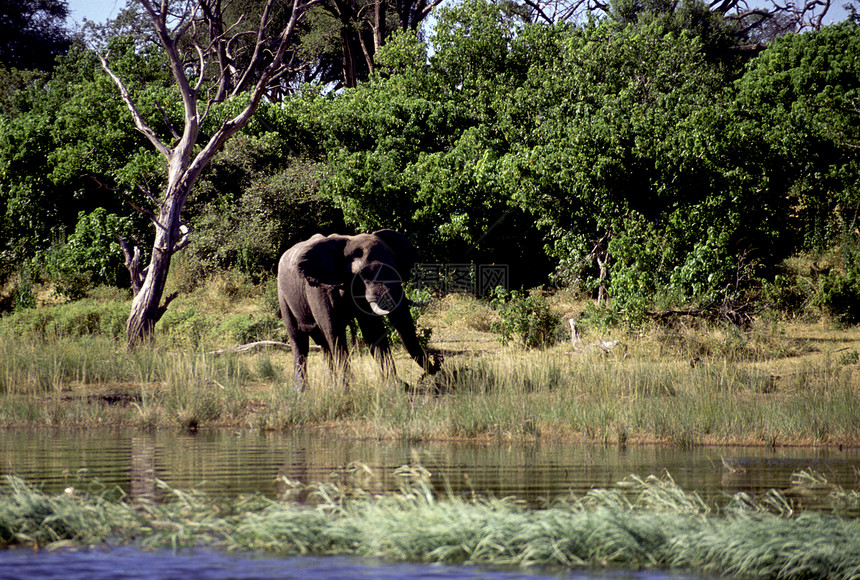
[291,331,310,392]
[356,314,395,379]
[282,310,309,392]
[308,293,351,388]
[312,326,350,388]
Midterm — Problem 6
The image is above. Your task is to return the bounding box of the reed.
[2,470,859,578]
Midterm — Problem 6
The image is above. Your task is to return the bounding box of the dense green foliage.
[1,0,858,323]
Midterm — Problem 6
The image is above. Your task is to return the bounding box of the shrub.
[215,314,282,344]
[820,271,860,325]
[12,266,36,311]
[185,147,343,284]
[818,237,860,325]
[490,287,561,349]
[34,209,133,299]
[0,298,129,340]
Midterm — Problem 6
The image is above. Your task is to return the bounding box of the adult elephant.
[277,229,439,390]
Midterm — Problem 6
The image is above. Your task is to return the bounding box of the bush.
[820,271,860,325]
[155,307,208,348]
[215,314,282,344]
[184,142,343,285]
[0,298,129,340]
[34,209,133,299]
[490,287,561,349]
[12,266,36,311]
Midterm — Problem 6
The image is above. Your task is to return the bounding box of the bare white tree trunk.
[99,0,320,347]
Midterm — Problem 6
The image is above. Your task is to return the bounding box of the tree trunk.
[126,246,171,347]
[126,193,185,347]
[341,25,358,88]
[373,0,385,53]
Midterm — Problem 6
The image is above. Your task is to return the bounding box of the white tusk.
[369,301,390,316]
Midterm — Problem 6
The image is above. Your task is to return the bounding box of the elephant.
[277,229,440,390]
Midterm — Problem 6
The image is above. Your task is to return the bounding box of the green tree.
[0,40,168,285]
[0,0,71,71]
[734,22,860,321]
[301,1,552,279]
[608,0,740,60]
[499,20,765,308]
[734,22,860,251]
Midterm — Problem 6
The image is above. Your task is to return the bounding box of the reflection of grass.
[2,469,859,577]
[1,293,859,444]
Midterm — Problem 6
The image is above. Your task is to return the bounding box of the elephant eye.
[361,264,385,280]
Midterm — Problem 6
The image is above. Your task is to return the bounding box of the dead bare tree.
[519,0,835,37]
[311,0,443,90]
[717,0,836,35]
[97,0,323,347]
[520,0,606,24]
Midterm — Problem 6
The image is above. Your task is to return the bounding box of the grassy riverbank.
[2,469,859,578]
[1,280,859,446]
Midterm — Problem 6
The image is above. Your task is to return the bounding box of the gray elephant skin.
[277,229,438,390]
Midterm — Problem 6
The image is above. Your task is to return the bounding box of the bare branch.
[97,51,170,158]
[230,0,277,97]
[153,101,182,142]
[172,224,192,254]
[118,236,145,295]
[119,188,159,221]
[193,40,207,93]
[137,181,159,207]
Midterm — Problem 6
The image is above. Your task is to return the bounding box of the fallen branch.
[564,316,622,354]
[207,341,321,355]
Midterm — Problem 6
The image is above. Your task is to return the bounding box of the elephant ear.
[296,235,350,286]
[372,229,418,278]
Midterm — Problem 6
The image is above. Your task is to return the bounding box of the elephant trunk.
[365,284,400,316]
[388,307,437,374]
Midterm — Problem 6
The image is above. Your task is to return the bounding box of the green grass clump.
[0,336,147,394]
[0,477,134,548]
[2,470,860,578]
[0,298,129,340]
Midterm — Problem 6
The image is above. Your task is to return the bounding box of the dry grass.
[1,290,859,445]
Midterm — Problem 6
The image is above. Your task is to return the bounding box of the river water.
[1,429,858,579]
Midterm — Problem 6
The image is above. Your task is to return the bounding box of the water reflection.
[1,429,858,508]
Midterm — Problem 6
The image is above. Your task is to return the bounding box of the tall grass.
[0,331,858,443]
[1,289,858,443]
[2,470,859,578]
[0,336,149,394]
[427,350,860,446]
